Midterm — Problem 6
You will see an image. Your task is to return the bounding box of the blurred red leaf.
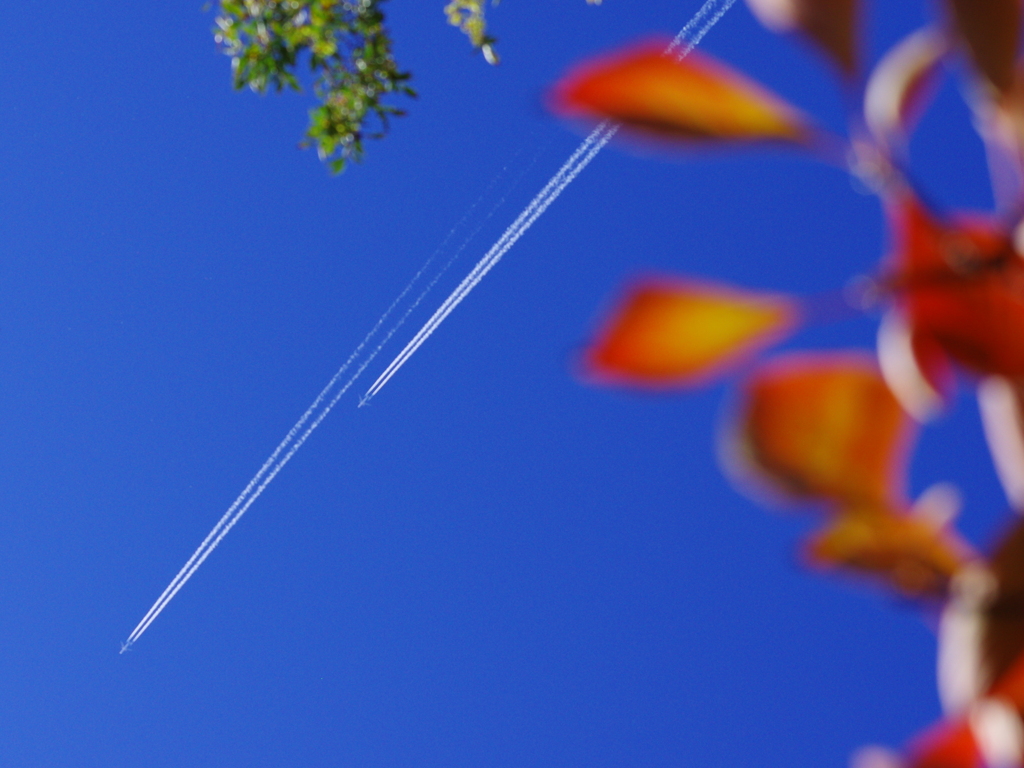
[745,0,860,78]
[906,644,1024,768]
[885,191,1024,380]
[944,0,1021,95]
[727,353,972,599]
[548,40,816,147]
[731,352,913,506]
[804,488,971,599]
[983,518,1024,694]
[582,278,799,388]
[907,717,985,768]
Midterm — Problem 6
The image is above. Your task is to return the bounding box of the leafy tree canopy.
[213,0,600,172]
[214,0,412,173]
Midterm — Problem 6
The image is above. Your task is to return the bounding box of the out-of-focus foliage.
[728,353,972,598]
[745,0,860,79]
[550,0,1024,765]
[443,0,604,65]
[943,0,1020,95]
[583,279,799,387]
[443,0,500,64]
[863,27,947,157]
[884,192,1024,381]
[214,0,414,173]
[733,354,913,508]
[212,0,603,171]
[549,41,816,147]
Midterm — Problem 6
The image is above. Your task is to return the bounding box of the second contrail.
[359,0,739,405]
[120,0,738,651]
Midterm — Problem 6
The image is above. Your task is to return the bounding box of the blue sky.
[0,1,1011,765]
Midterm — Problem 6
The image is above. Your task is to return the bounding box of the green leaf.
[212,0,415,172]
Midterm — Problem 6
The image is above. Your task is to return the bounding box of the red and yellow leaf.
[582,278,799,388]
[745,0,861,79]
[548,40,815,146]
[731,352,914,507]
[804,496,972,599]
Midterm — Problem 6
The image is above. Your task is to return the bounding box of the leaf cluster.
[550,2,1024,765]
[213,0,414,172]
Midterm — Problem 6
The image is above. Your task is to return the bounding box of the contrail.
[360,121,617,404]
[121,0,738,651]
[122,289,414,649]
[122,161,533,650]
[359,0,738,405]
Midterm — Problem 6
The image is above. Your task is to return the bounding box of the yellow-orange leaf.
[732,353,913,507]
[549,41,814,146]
[583,278,799,388]
[746,0,860,79]
[945,0,1021,95]
[805,502,972,599]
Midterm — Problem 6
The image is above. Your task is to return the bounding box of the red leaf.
[548,40,815,147]
[944,0,1021,95]
[730,352,914,507]
[885,191,1024,379]
[804,487,971,599]
[582,278,799,388]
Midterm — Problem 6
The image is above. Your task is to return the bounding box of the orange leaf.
[730,352,914,508]
[864,27,948,155]
[548,40,815,147]
[804,491,972,599]
[745,0,861,79]
[944,0,1021,95]
[885,192,1024,379]
[582,278,799,388]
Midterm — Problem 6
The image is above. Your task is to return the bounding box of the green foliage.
[444,0,500,64]
[443,0,601,66]
[213,0,414,173]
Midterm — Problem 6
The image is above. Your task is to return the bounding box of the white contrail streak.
[360,121,617,404]
[669,0,738,57]
[359,0,737,405]
[122,292,411,649]
[121,0,737,651]
[122,167,530,650]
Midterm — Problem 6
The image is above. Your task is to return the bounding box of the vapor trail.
[121,0,738,651]
[122,162,530,650]
[668,0,738,57]
[122,292,412,649]
[359,0,737,405]
[360,121,617,404]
